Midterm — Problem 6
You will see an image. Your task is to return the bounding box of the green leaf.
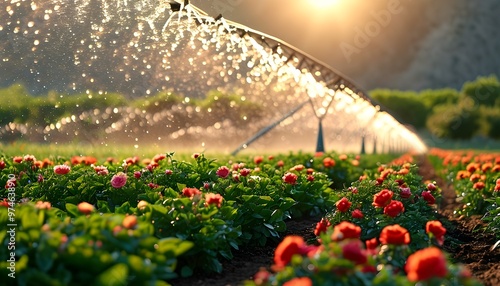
[95,263,128,286]
[180,266,193,278]
[35,242,55,272]
[65,203,80,217]
[97,200,112,213]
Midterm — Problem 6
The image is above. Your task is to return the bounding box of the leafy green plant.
[0,201,192,285]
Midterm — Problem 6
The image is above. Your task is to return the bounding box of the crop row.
[0,151,482,285]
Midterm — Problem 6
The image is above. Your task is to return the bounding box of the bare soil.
[171,156,500,286]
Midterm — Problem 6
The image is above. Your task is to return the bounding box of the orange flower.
[426,220,446,245]
[456,170,471,180]
[372,189,393,208]
[331,221,361,241]
[339,154,348,161]
[405,247,448,281]
[283,277,312,286]
[35,201,51,210]
[152,153,166,163]
[77,202,95,215]
[481,162,493,173]
[466,162,480,173]
[122,215,138,229]
[469,173,481,182]
[137,200,148,211]
[472,181,485,190]
[379,224,410,245]
[274,236,306,268]
[323,157,336,168]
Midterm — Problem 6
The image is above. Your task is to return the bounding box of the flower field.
[0,148,498,285]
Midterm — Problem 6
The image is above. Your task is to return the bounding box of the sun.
[307,0,341,8]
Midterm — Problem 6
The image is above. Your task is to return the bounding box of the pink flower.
[93,165,109,176]
[111,172,127,188]
[54,164,71,175]
[399,187,412,199]
[427,183,437,191]
[216,166,230,178]
[282,172,298,185]
[164,169,173,175]
[134,171,142,179]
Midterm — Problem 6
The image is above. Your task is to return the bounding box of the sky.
[189,0,428,89]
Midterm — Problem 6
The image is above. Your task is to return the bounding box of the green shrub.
[426,99,481,139]
[462,75,500,106]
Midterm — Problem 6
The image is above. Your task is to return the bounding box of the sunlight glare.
[307,0,341,9]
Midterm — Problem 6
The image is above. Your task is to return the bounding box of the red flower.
[205,193,223,208]
[383,200,405,218]
[421,191,435,205]
[54,164,71,175]
[427,182,437,191]
[426,220,446,245]
[336,197,352,212]
[182,187,201,198]
[23,154,36,162]
[306,175,315,182]
[0,160,5,169]
[323,157,336,168]
[283,277,312,286]
[1,198,10,208]
[332,221,361,241]
[240,168,251,177]
[342,240,367,265]
[351,209,364,219]
[13,156,23,163]
[277,160,285,168]
[405,247,448,281]
[253,268,271,285]
[165,169,173,175]
[314,218,331,236]
[274,236,307,268]
[216,166,230,178]
[282,172,298,185]
[466,162,480,173]
[111,172,127,188]
[399,187,412,199]
[365,238,378,250]
[254,156,264,165]
[148,183,159,189]
[77,202,95,215]
[379,224,410,245]
[372,189,393,208]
